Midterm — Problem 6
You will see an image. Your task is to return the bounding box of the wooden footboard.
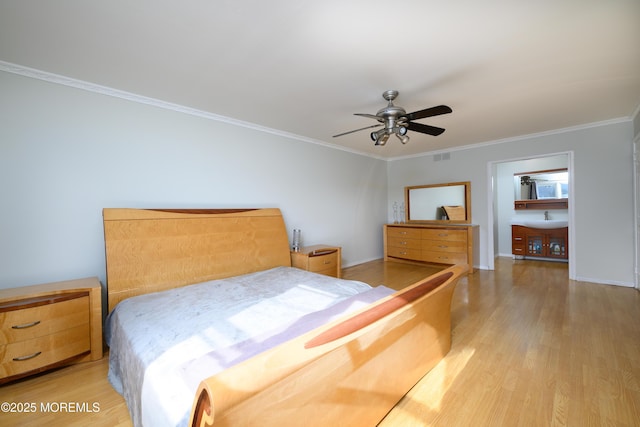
[189,264,467,427]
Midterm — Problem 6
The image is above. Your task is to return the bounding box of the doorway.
[634,140,640,289]
[486,151,576,280]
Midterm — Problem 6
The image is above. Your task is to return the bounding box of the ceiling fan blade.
[354,113,383,121]
[404,105,452,121]
[332,124,382,138]
[407,121,446,136]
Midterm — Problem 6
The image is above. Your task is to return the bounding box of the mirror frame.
[405,181,472,224]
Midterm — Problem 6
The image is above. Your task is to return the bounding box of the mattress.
[105,266,394,427]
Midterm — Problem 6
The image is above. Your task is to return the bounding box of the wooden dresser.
[384,224,477,272]
[291,245,342,278]
[0,277,102,384]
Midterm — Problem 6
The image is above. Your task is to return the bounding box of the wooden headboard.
[103,208,292,311]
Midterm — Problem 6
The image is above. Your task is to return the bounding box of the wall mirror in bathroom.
[513,168,568,210]
[405,181,471,223]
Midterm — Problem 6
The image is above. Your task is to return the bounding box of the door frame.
[486,151,576,280]
[634,139,640,290]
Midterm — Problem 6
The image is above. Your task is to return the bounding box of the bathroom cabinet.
[512,225,568,260]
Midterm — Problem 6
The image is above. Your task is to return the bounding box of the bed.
[103,208,466,427]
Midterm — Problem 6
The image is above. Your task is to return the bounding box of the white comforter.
[105,266,393,427]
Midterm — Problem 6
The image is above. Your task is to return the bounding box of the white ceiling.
[1,1,639,159]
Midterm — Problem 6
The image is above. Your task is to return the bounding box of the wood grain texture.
[103,208,292,311]
[0,296,89,345]
[378,259,640,427]
[2,259,639,426]
[0,277,102,384]
[189,264,466,427]
[290,245,342,278]
[385,224,477,272]
[102,207,463,426]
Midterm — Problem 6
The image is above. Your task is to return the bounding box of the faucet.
[544,211,549,220]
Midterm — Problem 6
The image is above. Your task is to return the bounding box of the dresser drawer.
[387,246,422,261]
[384,224,475,272]
[387,236,422,250]
[422,251,468,265]
[0,325,90,378]
[308,251,338,274]
[421,228,467,242]
[421,239,466,253]
[387,227,422,240]
[0,295,89,345]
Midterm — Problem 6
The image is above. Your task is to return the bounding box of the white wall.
[388,120,635,287]
[0,71,388,290]
[1,69,636,291]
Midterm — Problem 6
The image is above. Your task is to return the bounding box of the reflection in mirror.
[514,169,568,200]
[405,181,471,223]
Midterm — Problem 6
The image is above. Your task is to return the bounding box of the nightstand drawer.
[308,250,338,273]
[0,294,89,345]
[291,245,342,278]
[0,325,90,378]
[0,277,102,384]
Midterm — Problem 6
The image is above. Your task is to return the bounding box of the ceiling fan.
[333,90,452,145]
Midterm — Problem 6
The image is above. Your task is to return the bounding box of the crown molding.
[2,60,632,164]
[387,116,631,162]
[0,61,384,160]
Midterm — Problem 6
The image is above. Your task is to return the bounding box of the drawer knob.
[12,320,41,329]
[13,351,42,362]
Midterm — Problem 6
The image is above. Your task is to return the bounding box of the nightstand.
[0,277,103,384]
[291,245,342,278]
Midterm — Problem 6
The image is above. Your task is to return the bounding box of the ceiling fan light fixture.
[372,128,390,145]
[378,134,389,145]
[396,132,410,144]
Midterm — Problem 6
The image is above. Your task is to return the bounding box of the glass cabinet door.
[527,235,544,256]
[547,236,566,258]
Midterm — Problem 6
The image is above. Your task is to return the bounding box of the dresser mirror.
[405,181,471,223]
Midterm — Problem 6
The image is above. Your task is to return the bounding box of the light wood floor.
[2,258,639,426]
